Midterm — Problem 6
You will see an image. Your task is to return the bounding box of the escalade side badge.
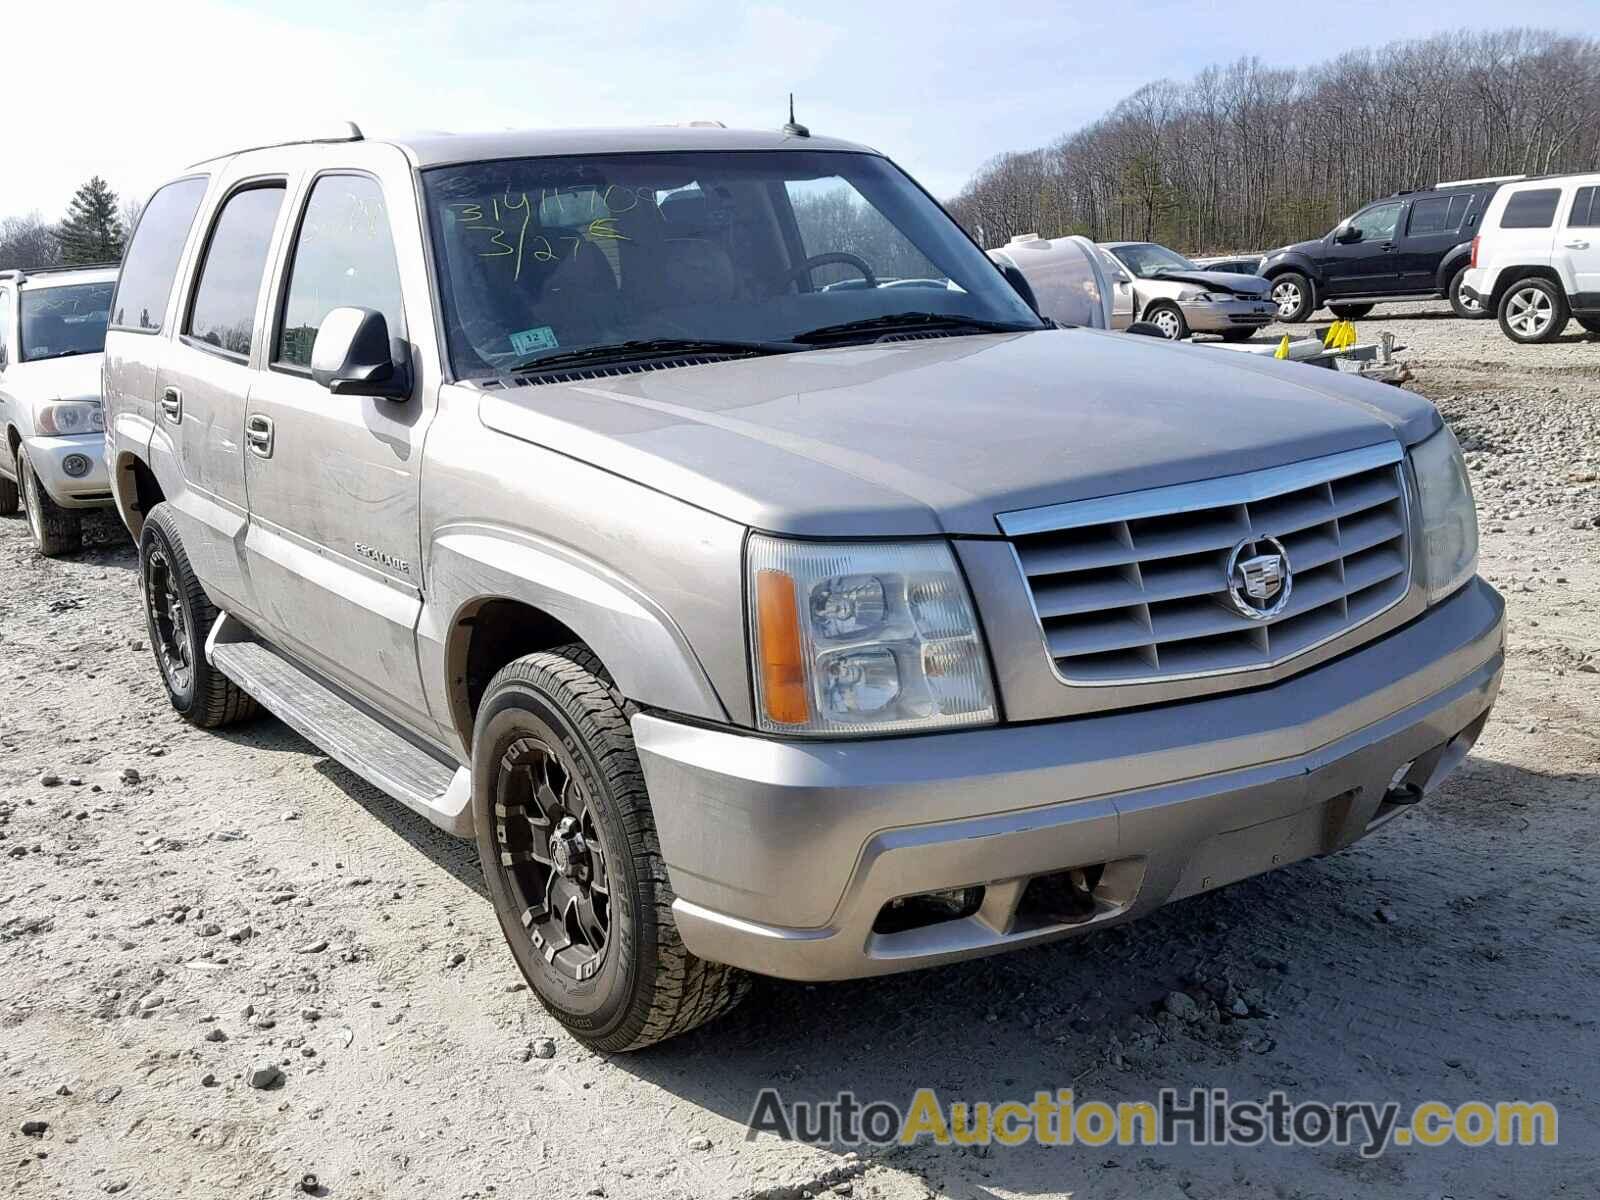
[1227,535,1292,619]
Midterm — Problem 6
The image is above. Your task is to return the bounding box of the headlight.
[1180,290,1217,303]
[35,401,104,437]
[746,535,997,736]
[1410,425,1479,604]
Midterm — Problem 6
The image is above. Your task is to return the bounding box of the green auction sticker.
[510,326,559,355]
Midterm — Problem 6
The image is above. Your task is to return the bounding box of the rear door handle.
[160,387,182,423]
[245,413,274,459]
[1566,240,1591,250]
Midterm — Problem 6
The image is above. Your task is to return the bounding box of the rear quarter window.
[1499,188,1562,230]
[111,176,209,333]
[1569,186,1599,228]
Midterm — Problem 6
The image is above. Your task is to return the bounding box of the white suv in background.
[1460,173,1600,344]
[0,264,119,555]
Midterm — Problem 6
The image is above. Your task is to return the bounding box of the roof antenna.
[782,93,810,138]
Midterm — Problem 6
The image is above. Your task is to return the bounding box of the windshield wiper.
[791,312,1039,344]
[33,349,85,360]
[509,337,798,375]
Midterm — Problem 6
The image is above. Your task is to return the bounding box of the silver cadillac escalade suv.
[103,124,1503,1051]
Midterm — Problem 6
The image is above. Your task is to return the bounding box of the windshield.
[1108,243,1198,279]
[422,150,1042,377]
[19,281,114,361]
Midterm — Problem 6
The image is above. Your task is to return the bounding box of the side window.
[111,176,208,332]
[1406,196,1452,236]
[0,288,11,365]
[186,185,285,358]
[1569,186,1599,229]
[1500,188,1562,230]
[275,175,405,369]
[1352,203,1402,243]
[1449,194,1475,229]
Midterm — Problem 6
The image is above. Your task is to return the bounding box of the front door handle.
[1566,240,1591,250]
[245,413,275,459]
[160,387,182,423]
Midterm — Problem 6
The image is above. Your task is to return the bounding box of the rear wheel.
[1448,267,1488,319]
[18,446,82,557]
[1497,278,1568,344]
[1328,303,1373,319]
[473,646,750,1052]
[139,504,258,727]
[1143,300,1188,340]
[1269,272,1314,323]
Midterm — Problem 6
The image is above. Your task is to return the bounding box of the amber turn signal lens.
[755,569,809,725]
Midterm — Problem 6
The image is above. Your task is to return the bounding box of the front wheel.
[139,505,258,727]
[1269,272,1315,323]
[1218,327,1259,343]
[1498,278,1568,344]
[1143,301,1189,340]
[1328,303,1373,319]
[1448,267,1488,320]
[473,646,749,1052]
[18,446,82,557]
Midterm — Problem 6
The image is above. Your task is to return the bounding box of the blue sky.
[6,0,1595,220]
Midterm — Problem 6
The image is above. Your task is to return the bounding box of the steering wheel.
[772,251,879,293]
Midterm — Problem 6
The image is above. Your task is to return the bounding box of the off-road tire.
[1269,272,1315,323]
[138,504,258,727]
[473,645,750,1052]
[1448,267,1488,319]
[1143,300,1189,340]
[0,469,17,517]
[18,446,82,557]
[1218,327,1259,343]
[1328,303,1374,319]
[1497,277,1568,344]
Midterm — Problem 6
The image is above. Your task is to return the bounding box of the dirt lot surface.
[3,301,1597,1199]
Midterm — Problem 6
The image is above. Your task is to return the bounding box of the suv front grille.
[998,443,1411,684]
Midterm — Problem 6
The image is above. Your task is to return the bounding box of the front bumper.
[634,578,1504,981]
[21,433,112,509]
[1182,296,1278,331]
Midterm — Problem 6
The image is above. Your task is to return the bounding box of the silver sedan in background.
[1101,241,1277,341]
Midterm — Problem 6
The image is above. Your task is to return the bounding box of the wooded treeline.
[946,28,1600,255]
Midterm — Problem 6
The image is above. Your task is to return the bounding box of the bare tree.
[0,213,63,270]
[948,28,1600,255]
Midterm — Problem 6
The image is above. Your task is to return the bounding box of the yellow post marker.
[1275,335,1291,359]
[1342,321,1358,348]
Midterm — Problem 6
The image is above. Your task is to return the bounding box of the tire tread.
[484,645,749,1051]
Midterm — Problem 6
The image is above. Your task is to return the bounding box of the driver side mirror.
[1000,263,1042,317]
[1335,225,1362,244]
[311,307,411,400]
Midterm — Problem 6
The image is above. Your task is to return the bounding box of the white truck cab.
[0,264,119,555]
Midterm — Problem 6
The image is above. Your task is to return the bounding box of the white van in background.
[1460,172,1600,344]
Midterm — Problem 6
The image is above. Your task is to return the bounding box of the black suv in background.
[1258,177,1515,323]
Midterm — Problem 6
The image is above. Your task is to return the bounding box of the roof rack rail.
[188,120,364,168]
[1435,173,1527,188]
[0,261,120,283]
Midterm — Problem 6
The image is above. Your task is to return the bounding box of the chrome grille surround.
[998,443,1412,686]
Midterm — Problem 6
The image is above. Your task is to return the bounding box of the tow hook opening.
[1016,863,1107,928]
[872,886,984,935]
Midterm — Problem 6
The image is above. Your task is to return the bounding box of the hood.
[1265,235,1327,263]
[477,329,1439,537]
[4,354,103,404]
[1144,269,1270,298]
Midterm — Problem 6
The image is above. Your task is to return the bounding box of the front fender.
[1263,253,1319,284]
[421,522,731,754]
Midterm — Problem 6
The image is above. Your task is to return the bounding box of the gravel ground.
[3,300,1598,1199]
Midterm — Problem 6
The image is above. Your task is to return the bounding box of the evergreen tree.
[56,176,125,264]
